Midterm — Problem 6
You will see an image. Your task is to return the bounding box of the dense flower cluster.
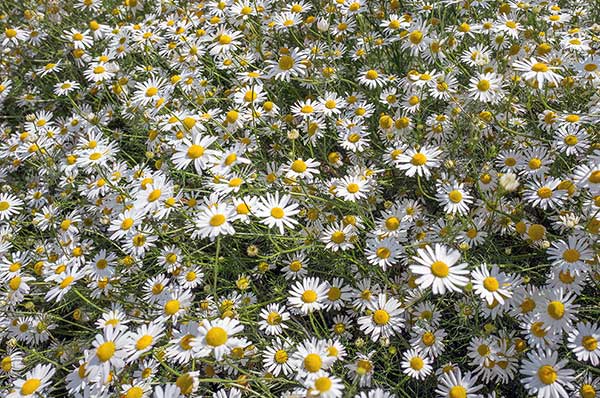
[0,0,599,397]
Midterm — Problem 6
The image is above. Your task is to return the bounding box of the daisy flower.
[304,371,344,398]
[258,303,290,336]
[172,133,218,174]
[520,349,574,398]
[546,235,593,274]
[401,348,432,380]
[536,288,579,333]
[357,68,386,89]
[285,158,320,180]
[365,236,402,270]
[85,326,130,381]
[471,264,514,305]
[435,368,482,398]
[288,277,329,314]
[192,202,236,239]
[567,322,600,366]
[358,294,404,342]
[126,321,165,362]
[291,338,335,377]
[0,193,23,220]
[193,317,244,361]
[255,192,300,234]
[396,145,442,179]
[524,177,567,211]
[267,48,308,81]
[7,364,55,398]
[320,222,356,252]
[263,337,295,377]
[513,57,563,87]
[410,244,470,295]
[436,182,473,216]
[468,72,504,103]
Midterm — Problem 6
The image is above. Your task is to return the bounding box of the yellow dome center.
[537,365,557,385]
[205,326,228,346]
[431,261,449,277]
[96,341,116,362]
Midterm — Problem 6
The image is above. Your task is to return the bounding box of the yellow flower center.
[537,365,557,385]
[147,189,162,202]
[483,276,499,292]
[537,187,553,199]
[126,386,144,398]
[376,247,391,259]
[547,301,565,320]
[289,260,302,272]
[187,144,205,159]
[164,299,180,315]
[60,276,75,289]
[477,79,491,91]
[1,356,11,372]
[266,312,281,325]
[410,357,424,370]
[145,87,158,97]
[291,159,307,173]
[20,379,41,395]
[179,334,194,350]
[449,386,467,398]
[532,62,549,72]
[409,30,423,44]
[275,349,288,363]
[411,153,427,166]
[135,335,153,350]
[564,135,578,146]
[348,133,361,143]
[331,231,345,243]
[270,207,284,219]
[301,290,318,303]
[581,384,596,398]
[218,34,231,45]
[365,69,379,80]
[582,336,598,351]
[528,158,542,169]
[278,55,294,70]
[205,326,228,346]
[96,341,116,362]
[448,190,463,203]
[304,353,322,372]
[422,331,436,346]
[562,249,580,263]
[314,376,332,392]
[431,261,449,277]
[588,170,600,184]
[373,309,390,325]
[328,287,341,300]
[0,201,9,211]
[347,183,360,193]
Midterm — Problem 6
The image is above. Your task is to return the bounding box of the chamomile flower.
[0,194,23,220]
[567,322,600,366]
[7,364,55,398]
[410,244,470,295]
[513,57,563,87]
[255,192,300,234]
[358,294,404,342]
[520,349,575,398]
[401,348,432,380]
[288,277,329,314]
[396,145,442,179]
[193,318,244,361]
